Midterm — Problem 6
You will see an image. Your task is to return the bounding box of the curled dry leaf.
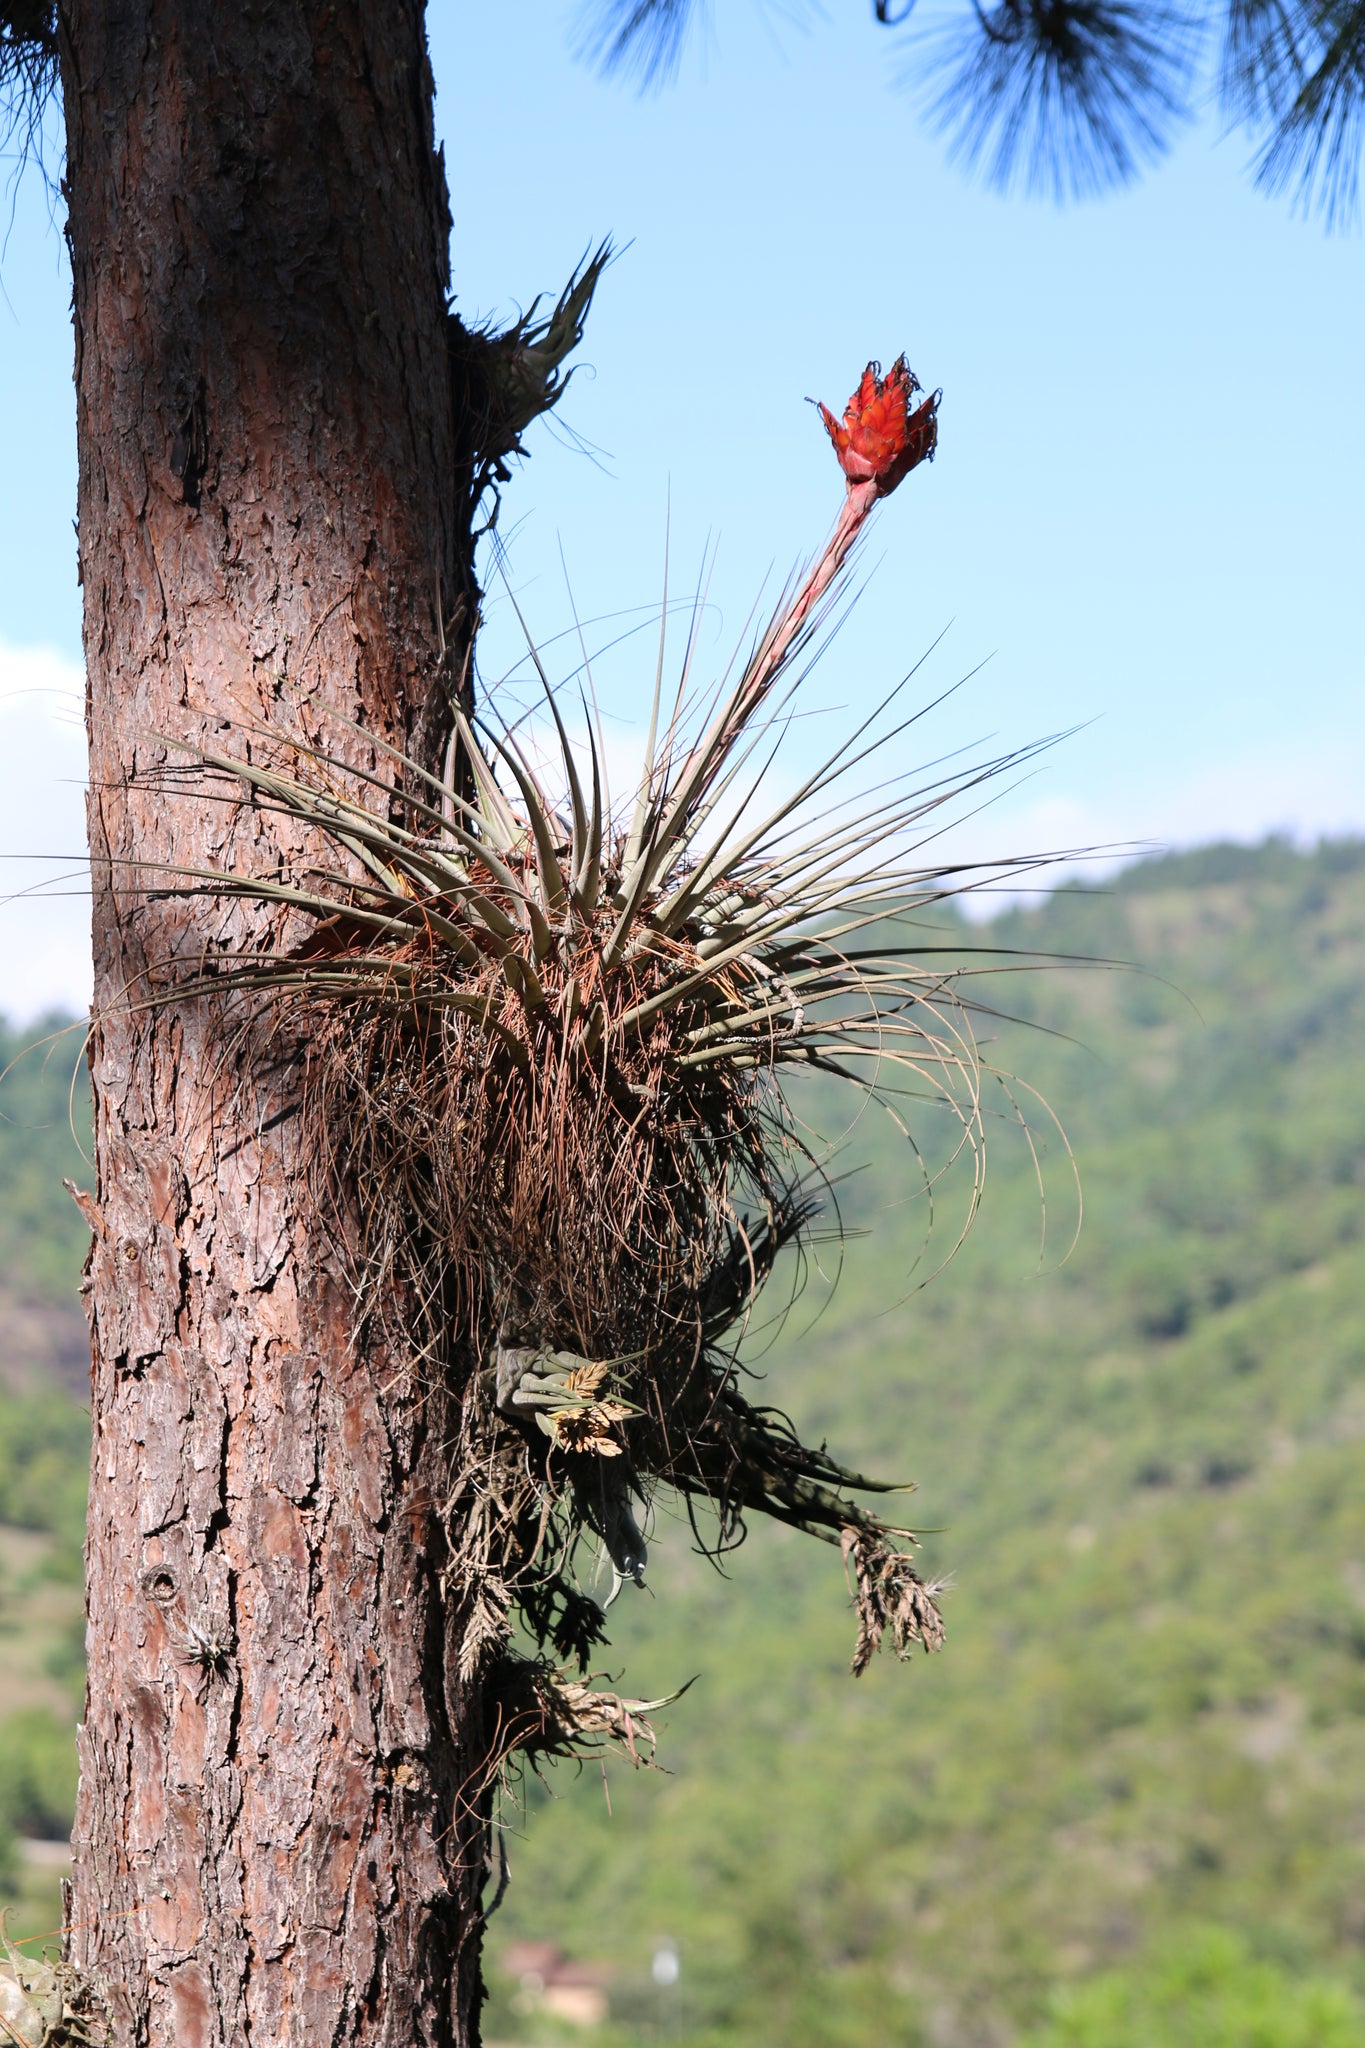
[842,1527,947,1676]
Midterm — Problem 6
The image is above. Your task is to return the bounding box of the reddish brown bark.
[58,4,489,2041]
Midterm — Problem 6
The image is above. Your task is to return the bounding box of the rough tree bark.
[58,4,490,2041]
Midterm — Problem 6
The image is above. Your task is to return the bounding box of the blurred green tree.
[1023,1926,1365,2047]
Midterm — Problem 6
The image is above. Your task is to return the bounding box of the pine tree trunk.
[58,5,489,2040]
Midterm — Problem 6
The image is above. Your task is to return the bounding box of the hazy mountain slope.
[0,1020,92,1927]
[0,1015,92,1398]
[479,839,1365,2046]
[1,843,1363,2044]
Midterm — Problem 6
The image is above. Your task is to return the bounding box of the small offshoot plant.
[125,345,1072,1776]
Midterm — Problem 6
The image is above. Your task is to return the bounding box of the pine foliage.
[586,0,1365,220]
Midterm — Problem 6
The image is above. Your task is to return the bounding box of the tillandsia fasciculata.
[124,354,1073,1771]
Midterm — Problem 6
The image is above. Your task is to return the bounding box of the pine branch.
[1250,0,1365,222]
[580,0,819,84]
[578,0,705,86]
[0,2,58,169]
[909,0,1205,199]
[575,0,1365,221]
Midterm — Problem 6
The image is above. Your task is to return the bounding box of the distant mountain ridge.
[1077,833,1365,895]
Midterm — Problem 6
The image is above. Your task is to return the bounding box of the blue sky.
[1,2,1362,1017]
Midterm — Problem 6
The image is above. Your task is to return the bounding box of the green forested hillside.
[2,843,1364,2044]
[0,1017,89,1935]
[0,1017,93,1311]
[479,838,1365,2046]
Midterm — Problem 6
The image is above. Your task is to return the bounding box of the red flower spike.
[817,356,940,496]
[700,357,943,755]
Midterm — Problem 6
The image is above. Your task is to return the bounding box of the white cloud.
[951,734,1365,917]
[0,645,92,1023]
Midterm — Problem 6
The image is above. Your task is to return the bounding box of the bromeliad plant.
[145,356,1058,1726]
